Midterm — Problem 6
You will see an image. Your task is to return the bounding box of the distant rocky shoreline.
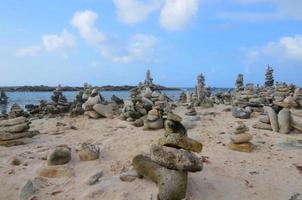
[0,85,180,92]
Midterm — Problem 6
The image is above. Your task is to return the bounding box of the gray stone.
[47,146,71,166]
[259,115,270,124]
[2,123,29,133]
[278,108,291,134]
[0,117,27,127]
[232,107,251,119]
[264,106,279,132]
[230,133,253,144]
[150,145,202,172]
[93,104,113,118]
[86,171,103,185]
[253,122,273,130]
[20,180,38,200]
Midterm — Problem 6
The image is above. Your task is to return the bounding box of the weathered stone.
[37,165,74,178]
[93,104,113,118]
[232,107,251,119]
[228,142,253,153]
[253,122,273,130]
[133,155,187,200]
[144,118,164,130]
[164,120,187,136]
[167,113,182,122]
[278,108,291,134]
[0,138,32,147]
[47,146,71,166]
[158,134,202,153]
[77,143,100,161]
[2,123,29,133]
[119,171,139,182]
[20,180,38,200]
[259,115,270,124]
[86,171,103,185]
[230,133,253,144]
[0,131,36,141]
[132,117,144,127]
[264,106,279,132]
[0,117,27,127]
[150,145,202,172]
[84,111,101,119]
[284,96,298,108]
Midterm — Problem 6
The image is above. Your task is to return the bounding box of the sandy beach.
[1,104,301,200]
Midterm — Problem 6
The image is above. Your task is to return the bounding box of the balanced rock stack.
[70,90,85,117]
[228,122,253,153]
[133,112,203,200]
[143,106,164,130]
[0,117,38,147]
[264,65,274,88]
[0,90,8,104]
[121,70,173,127]
[232,83,264,119]
[185,105,197,116]
[8,103,28,118]
[179,91,187,104]
[82,88,105,119]
[49,85,71,114]
[235,73,244,91]
[191,73,213,108]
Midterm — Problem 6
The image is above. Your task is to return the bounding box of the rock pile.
[133,112,203,200]
[121,70,173,128]
[190,73,213,107]
[0,117,38,147]
[8,103,29,118]
[228,121,253,152]
[0,90,8,104]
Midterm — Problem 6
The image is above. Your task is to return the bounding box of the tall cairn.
[144,69,153,88]
[196,73,206,102]
[235,74,244,91]
[133,112,203,200]
[265,65,274,88]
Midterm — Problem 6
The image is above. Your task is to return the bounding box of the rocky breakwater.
[0,117,38,147]
[133,112,203,200]
[228,122,253,153]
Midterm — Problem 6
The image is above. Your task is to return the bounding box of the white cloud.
[71,10,106,45]
[71,10,159,63]
[113,0,162,25]
[16,30,76,57]
[16,45,42,57]
[244,35,302,63]
[159,0,199,31]
[42,30,76,52]
[219,0,302,22]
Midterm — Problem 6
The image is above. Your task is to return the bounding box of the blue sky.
[0,0,301,87]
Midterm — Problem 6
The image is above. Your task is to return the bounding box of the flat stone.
[150,145,202,172]
[264,106,279,132]
[228,142,253,153]
[158,134,202,153]
[2,123,29,133]
[230,133,253,144]
[84,111,101,119]
[37,165,74,178]
[0,131,36,141]
[119,171,139,182]
[133,155,187,200]
[0,117,27,127]
[0,138,32,147]
[167,112,182,122]
[252,122,273,130]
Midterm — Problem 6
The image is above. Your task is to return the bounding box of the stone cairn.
[0,90,8,104]
[228,121,253,153]
[179,91,187,104]
[253,86,302,134]
[264,65,274,88]
[235,73,244,91]
[133,112,203,200]
[120,70,173,129]
[0,117,38,147]
[49,85,71,114]
[190,73,213,107]
[8,103,29,118]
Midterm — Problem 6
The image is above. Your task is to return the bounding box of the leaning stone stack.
[228,121,253,153]
[0,117,38,147]
[133,112,203,200]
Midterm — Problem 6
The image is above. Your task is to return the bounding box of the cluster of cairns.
[228,122,254,153]
[133,112,203,200]
[120,70,174,129]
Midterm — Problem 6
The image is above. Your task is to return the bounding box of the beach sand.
[0,105,301,200]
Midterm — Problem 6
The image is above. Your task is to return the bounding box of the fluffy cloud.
[42,30,76,52]
[159,0,199,31]
[113,0,162,24]
[245,35,302,63]
[71,10,106,45]
[112,0,199,31]
[16,30,76,57]
[71,10,159,63]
